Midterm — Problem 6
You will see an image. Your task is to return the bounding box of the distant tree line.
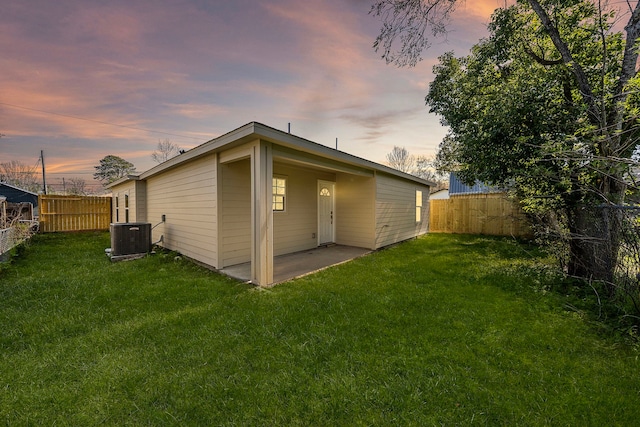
[385,146,448,191]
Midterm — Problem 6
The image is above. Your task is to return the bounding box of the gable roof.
[0,182,39,204]
[109,122,435,188]
[0,182,39,196]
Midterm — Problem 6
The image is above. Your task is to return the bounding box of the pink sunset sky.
[1,0,502,192]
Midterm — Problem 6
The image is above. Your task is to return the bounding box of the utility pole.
[41,150,47,195]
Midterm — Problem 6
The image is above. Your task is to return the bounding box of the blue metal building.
[448,173,499,195]
[0,182,39,215]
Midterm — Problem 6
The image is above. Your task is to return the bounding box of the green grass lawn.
[1,232,638,425]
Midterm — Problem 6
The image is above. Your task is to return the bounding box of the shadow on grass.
[436,234,640,341]
[2,232,639,425]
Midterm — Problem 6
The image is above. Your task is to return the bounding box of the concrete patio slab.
[220,245,371,285]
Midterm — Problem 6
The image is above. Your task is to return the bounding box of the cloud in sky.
[0,0,497,190]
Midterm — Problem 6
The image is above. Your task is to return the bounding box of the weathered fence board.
[429,193,531,237]
[0,227,17,256]
[0,222,37,256]
[39,195,112,232]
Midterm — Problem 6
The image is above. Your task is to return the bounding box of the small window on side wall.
[115,195,120,222]
[416,190,423,223]
[125,194,130,222]
[273,177,286,212]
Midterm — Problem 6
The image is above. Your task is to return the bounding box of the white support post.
[250,141,274,285]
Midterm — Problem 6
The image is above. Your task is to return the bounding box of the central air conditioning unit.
[109,222,151,260]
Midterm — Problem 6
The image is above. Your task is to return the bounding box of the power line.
[0,101,206,141]
[32,155,41,174]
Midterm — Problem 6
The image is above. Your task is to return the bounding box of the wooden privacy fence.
[430,193,532,237]
[39,195,112,232]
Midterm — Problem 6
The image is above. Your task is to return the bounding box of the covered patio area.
[220,244,371,285]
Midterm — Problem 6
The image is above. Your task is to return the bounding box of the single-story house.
[108,122,433,286]
[0,182,39,217]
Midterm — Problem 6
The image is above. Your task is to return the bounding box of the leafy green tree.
[93,155,136,185]
[373,0,640,285]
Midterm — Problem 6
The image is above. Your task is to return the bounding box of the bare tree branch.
[386,145,416,172]
[370,0,460,67]
[523,46,563,65]
[616,1,640,100]
[527,0,599,122]
[0,161,40,193]
[151,139,182,164]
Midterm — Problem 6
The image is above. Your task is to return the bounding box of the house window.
[273,177,286,211]
[416,190,423,222]
[125,194,130,223]
[115,195,119,222]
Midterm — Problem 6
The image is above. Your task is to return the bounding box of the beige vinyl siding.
[375,173,430,248]
[134,180,147,223]
[335,172,376,249]
[272,162,335,256]
[110,181,137,223]
[146,153,218,267]
[220,159,251,266]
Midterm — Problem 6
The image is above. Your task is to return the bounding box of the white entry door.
[318,180,335,245]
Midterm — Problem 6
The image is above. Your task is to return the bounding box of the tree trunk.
[567,203,623,292]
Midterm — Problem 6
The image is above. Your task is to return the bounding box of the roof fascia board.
[106,174,141,189]
[0,182,39,196]
[139,123,258,180]
[375,169,435,187]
